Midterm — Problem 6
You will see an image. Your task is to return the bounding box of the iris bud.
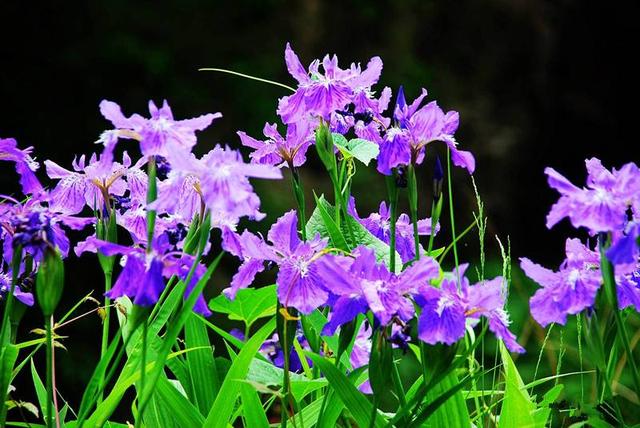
[35,248,64,317]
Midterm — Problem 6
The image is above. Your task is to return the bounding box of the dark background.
[1,0,639,423]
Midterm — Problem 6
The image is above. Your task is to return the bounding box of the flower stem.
[97,270,112,405]
[407,164,420,261]
[45,314,60,428]
[445,149,461,284]
[386,175,399,272]
[599,236,640,399]
[290,167,307,241]
[0,247,23,346]
[136,319,148,427]
[146,157,158,247]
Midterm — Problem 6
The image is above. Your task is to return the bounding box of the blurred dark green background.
[1,0,639,424]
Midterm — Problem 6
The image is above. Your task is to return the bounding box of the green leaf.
[408,374,474,428]
[240,383,270,428]
[422,371,470,428]
[184,314,218,413]
[333,136,379,166]
[0,344,18,423]
[209,285,277,328]
[29,360,48,424]
[307,353,386,428]
[202,318,277,428]
[306,197,401,271]
[155,376,205,427]
[498,342,537,428]
[312,193,349,250]
[532,384,563,427]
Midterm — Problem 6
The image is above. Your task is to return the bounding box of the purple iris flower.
[0,269,34,306]
[237,120,315,168]
[315,246,440,335]
[520,238,602,327]
[1,195,93,263]
[155,145,282,226]
[348,198,439,263]
[350,322,373,393]
[0,137,43,195]
[607,222,640,265]
[377,87,475,175]
[331,86,393,143]
[99,99,222,161]
[222,210,329,314]
[277,43,384,124]
[615,264,640,312]
[45,152,144,215]
[416,264,524,353]
[76,234,211,315]
[545,158,640,233]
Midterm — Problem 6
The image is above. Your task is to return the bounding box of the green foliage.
[332,133,380,166]
[35,249,64,317]
[209,285,277,329]
[202,318,276,427]
[308,353,386,428]
[306,195,401,270]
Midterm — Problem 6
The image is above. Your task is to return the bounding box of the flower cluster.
[2,42,523,381]
[521,158,640,326]
[222,44,521,357]
[239,44,475,177]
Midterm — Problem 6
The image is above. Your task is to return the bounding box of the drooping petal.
[268,210,301,255]
[223,259,266,299]
[133,257,165,306]
[284,43,310,84]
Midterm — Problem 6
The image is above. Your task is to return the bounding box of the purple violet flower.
[222,210,329,314]
[0,137,43,195]
[277,43,385,124]
[315,246,440,335]
[545,158,640,233]
[520,238,602,327]
[0,269,34,306]
[615,264,640,312]
[377,87,475,175]
[45,152,143,215]
[348,198,439,263]
[238,120,315,168]
[155,145,282,227]
[416,264,524,353]
[1,195,93,263]
[350,322,373,394]
[99,99,222,161]
[76,234,211,315]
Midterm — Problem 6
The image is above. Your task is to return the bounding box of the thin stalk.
[599,237,640,398]
[386,175,399,272]
[407,164,420,261]
[333,171,342,230]
[97,269,112,405]
[198,68,296,92]
[136,320,148,428]
[290,167,307,241]
[280,317,293,428]
[45,315,60,427]
[445,149,461,285]
[390,356,407,408]
[136,157,157,427]
[146,157,158,247]
[1,247,23,345]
